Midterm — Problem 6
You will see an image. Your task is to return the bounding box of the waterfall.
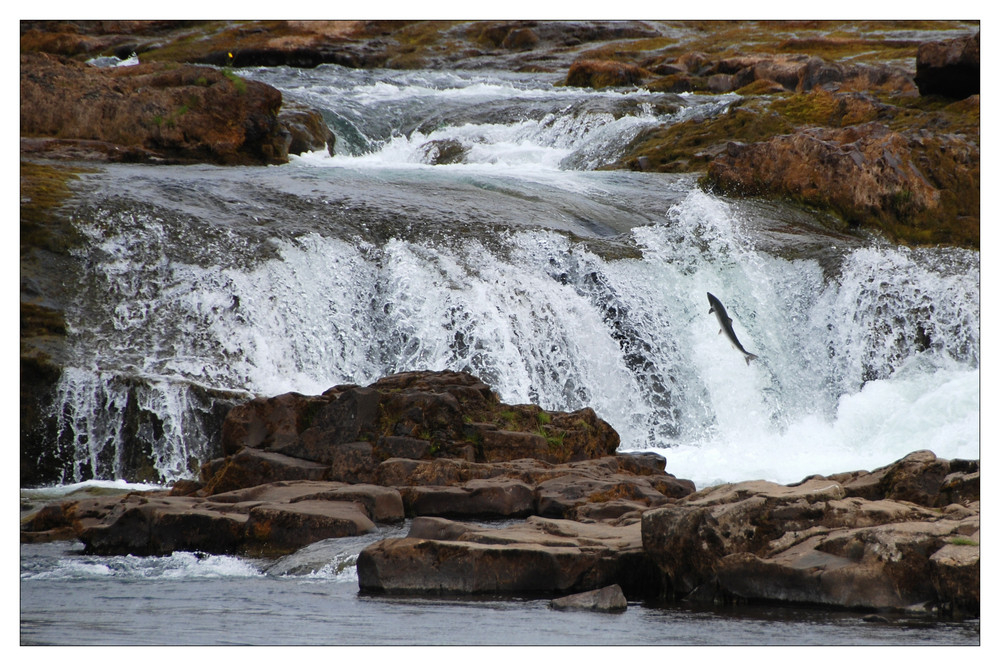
[32,65,979,487]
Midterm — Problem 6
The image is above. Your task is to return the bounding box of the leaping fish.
[707,292,758,365]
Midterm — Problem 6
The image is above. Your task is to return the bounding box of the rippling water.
[20,536,979,646]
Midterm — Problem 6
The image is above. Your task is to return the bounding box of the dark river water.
[20,535,979,646]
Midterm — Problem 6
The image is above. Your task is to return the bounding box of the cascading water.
[39,64,979,488]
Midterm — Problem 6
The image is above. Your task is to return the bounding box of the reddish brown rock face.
[20,52,289,165]
[706,122,979,247]
[565,59,647,89]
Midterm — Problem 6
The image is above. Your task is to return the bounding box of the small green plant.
[949,537,979,546]
[223,70,247,94]
[539,428,565,449]
[536,411,551,425]
[221,52,247,94]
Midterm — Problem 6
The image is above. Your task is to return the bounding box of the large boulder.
[20,52,290,165]
[357,515,660,596]
[915,31,979,98]
[706,122,979,247]
[641,451,980,616]
[828,449,979,507]
[213,370,622,488]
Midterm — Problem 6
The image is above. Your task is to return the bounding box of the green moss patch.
[20,161,91,254]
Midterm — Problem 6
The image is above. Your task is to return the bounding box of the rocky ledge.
[20,21,979,247]
[20,52,332,165]
[21,370,978,619]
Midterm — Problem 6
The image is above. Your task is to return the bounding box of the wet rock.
[640,452,980,617]
[200,447,329,495]
[565,59,646,89]
[706,122,979,247]
[243,500,375,556]
[420,138,468,165]
[20,52,289,165]
[31,480,400,556]
[213,370,622,486]
[279,100,336,156]
[400,478,536,518]
[916,31,979,98]
[78,495,249,556]
[550,584,627,612]
[357,515,650,595]
[501,28,540,51]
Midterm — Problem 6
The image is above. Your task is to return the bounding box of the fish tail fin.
[744,353,758,366]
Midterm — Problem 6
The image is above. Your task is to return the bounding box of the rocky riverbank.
[21,370,979,619]
[20,19,979,246]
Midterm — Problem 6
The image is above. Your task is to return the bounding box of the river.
[20,63,980,645]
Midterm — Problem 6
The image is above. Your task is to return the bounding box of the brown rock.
[480,429,550,462]
[200,447,330,495]
[550,584,627,612]
[641,462,980,616]
[212,371,625,494]
[916,31,979,98]
[205,479,404,523]
[835,450,979,507]
[401,478,535,518]
[566,59,646,89]
[501,28,540,51]
[279,101,335,156]
[78,495,248,556]
[20,52,289,165]
[706,122,979,247]
[419,138,467,165]
[929,537,980,615]
[357,516,654,596]
[243,499,375,555]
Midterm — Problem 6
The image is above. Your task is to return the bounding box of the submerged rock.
[550,584,628,612]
